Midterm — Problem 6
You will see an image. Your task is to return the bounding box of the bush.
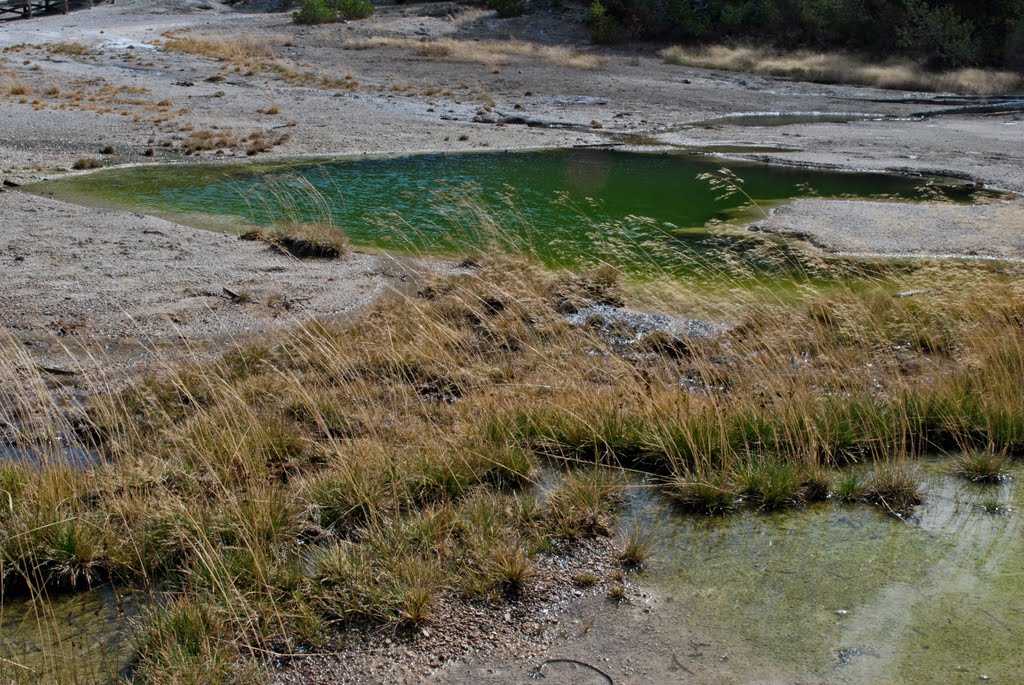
[587,0,626,44]
[589,0,1024,70]
[293,0,373,25]
[337,0,374,20]
[489,0,527,17]
[899,0,978,69]
[293,0,337,24]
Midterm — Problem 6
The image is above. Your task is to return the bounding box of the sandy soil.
[0,188,444,389]
[753,198,1024,261]
[431,587,811,685]
[0,191,418,341]
[2,1,1024,682]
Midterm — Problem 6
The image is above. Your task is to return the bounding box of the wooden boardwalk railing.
[0,0,94,20]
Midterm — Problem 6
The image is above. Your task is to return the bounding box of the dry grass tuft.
[660,45,1024,95]
[161,32,281,69]
[160,32,361,93]
[342,37,604,70]
[242,222,350,259]
[71,158,103,170]
[2,78,32,97]
[46,42,94,58]
[180,129,289,156]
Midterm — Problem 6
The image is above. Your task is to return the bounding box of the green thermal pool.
[31,149,980,276]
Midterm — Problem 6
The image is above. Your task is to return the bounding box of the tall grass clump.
[4,196,1024,677]
[660,45,1023,95]
[340,37,604,70]
[242,221,350,259]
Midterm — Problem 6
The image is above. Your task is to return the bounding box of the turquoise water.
[32,149,973,276]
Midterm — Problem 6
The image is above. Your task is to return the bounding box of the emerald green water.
[32,150,974,276]
[634,461,1024,683]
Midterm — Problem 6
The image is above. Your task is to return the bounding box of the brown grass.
[2,78,31,97]
[342,37,604,70]
[3,204,1024,679]
[45,42,94,58]
[242,221,350,259]
[660,45,1024,95]
[161,32,360,92]
[180,129,289,156]
[161,32,281,69]
[71,158,103,170]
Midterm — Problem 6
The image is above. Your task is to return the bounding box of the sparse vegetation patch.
[4,238,1024,679]
[71,157,103,170]
[660,45,1023,95]
[341,37,604,70]
[955,450,1010,483]
[242,221,350,259]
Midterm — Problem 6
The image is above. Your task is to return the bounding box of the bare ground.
[752,199,1024,261]
[2,1,1024,683]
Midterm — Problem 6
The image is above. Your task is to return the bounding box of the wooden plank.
[0,0,96,20]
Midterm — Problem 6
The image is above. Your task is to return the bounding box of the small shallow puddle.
[691,111,890,127]
[31,149,982,276]
[629,461,1023,683]
[0,585,137,683]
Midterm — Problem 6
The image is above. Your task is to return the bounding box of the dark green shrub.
[587,0,626,44]
[489,0,527,18]
[337,0,374,20]
[293,0,373,24]
[293,0,337,24]
[899,0,978,68]
[590,0,1024,70]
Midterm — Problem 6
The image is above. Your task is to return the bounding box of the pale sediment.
[750,198,1024,261]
